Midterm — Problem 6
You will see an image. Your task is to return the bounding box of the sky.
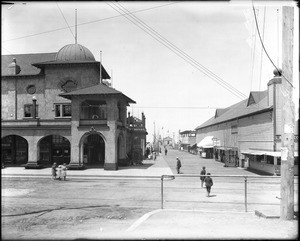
[2,1,299,143]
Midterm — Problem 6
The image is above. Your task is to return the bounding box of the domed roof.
[55,43,95,61]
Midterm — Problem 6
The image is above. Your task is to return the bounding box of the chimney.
[267,69,282,106]
[8,58,21,75]
[142,112,145,127]
[127,111,131,126]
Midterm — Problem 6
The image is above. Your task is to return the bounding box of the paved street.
[1,148,298,240]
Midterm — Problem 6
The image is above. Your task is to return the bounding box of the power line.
[250,8,258,92]
[107,2,247,100]
[56,2,75,40]
[113,2,247,100]
[259,6,266,91]
[252,3,293,88]
[2,2,181,43]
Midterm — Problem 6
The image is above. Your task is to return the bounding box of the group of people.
[176,158,213,197]
[200,166,213,197]
[51,162,67,181]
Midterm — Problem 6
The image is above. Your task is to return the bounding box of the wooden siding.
[196,111,274,151]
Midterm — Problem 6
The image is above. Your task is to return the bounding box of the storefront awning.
[241,150,265,155]
[216,147,233,150]
[197,136,214,148]
[190,143,198,149]
[241,150,299,157]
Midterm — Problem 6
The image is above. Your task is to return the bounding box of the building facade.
[195,70,298,175]
[126,112,148,164]
[179,130,196,153]
[1,43,147,170]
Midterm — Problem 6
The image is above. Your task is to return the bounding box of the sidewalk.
[124,209,297,240]
[2,153,298,239]
[1,155,173,178]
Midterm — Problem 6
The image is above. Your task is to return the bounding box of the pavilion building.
[1,43,147,170]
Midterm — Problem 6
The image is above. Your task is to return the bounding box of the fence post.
[161,175,164,209]
[244,176,248,212]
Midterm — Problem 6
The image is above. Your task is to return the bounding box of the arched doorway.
[83,134,105,166]
[38,135,70,166]
[1,135,28,166]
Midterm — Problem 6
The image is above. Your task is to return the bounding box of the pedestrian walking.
[51,162,57,180]
[176,157,181,174]
[57,164,63,180]
[204,173,213,197]
[200,166,206,188]
[165,148,168,156]
[61,163,68,181]
[153,151,157,160]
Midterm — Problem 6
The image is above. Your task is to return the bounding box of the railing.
[2,172,297,212]
[159,174,295,212]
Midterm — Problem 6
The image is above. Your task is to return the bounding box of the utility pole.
[280,6,295,220]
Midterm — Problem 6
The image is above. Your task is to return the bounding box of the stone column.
[69,98,81,168]
[25,136,39,169]
[104,98,118,170]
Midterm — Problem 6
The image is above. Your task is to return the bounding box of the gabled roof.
[214,108,229,118]
[59,84,136,104]
[2,53,56,76]
[195,90,271,130]
[2,53,110,79]
[32,60,110,79]
[247,91,266,106]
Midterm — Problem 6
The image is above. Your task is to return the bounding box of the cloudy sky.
[2,1,299,142]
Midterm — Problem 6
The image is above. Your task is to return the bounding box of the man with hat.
[176,157,181,174]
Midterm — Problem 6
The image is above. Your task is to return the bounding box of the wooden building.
[195,70,298,175]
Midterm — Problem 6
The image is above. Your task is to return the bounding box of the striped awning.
[197,136,214,148]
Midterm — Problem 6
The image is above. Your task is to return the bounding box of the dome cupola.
[55,43,95,61]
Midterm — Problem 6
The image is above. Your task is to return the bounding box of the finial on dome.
[273,68,282,77]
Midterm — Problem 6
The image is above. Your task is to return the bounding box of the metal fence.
[160,174,298,212]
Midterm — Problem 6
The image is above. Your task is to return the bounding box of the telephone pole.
[280,6,295,220]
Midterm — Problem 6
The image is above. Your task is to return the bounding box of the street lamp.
[32,96,37,119]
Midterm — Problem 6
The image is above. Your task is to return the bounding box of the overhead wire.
[250,8,258,92]
[252,3,294,88]
[56,2,75,40]
[107,2,247,100]
[259,6,266,91]
[113,1,247,100]
[2,2,181,43]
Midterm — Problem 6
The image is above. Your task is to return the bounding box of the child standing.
[57,165,63,180]
[61,163,68,181]
[204,173,213,197]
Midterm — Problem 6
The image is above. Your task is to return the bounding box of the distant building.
[163,136,173,147]
[195,70,298,175]
[127,112,147,164]
[1,43,147,170]
[179,130,196,153]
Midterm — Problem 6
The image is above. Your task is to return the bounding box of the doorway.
[83,134,105,166]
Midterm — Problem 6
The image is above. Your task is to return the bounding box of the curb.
[255,210,280,219]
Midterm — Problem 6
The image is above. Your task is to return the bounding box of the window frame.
[54,103,72,118]
[24,104,39,118]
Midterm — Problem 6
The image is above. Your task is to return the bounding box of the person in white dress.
[61,163,68,181]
